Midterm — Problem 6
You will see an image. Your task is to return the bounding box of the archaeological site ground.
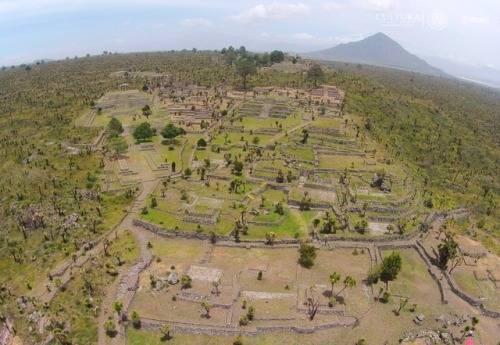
[0,51,498,345]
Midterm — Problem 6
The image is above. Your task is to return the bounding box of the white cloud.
[259,31,364,46]
[332,34,365,43]
[322,2,343,11]
[292,32,314,40]
[181,18,213,27]
[0,0,232,20]
[351,0,399,11]
[231,2,310,24]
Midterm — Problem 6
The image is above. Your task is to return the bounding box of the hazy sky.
[0,0,498,68]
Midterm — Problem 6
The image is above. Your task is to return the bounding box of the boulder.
[167,272,179,285]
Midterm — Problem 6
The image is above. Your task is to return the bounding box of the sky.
[0,0,498,68]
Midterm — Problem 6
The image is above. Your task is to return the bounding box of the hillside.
[307,32,444,76]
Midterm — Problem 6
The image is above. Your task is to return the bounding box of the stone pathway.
[97,180,157,345]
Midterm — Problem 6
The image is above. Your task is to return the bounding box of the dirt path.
[97,181,157,345]
[290,208,310,236]
[272,117,311,143]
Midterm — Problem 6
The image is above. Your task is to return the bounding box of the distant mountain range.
[305,32,444,76]
[423,56,500,88]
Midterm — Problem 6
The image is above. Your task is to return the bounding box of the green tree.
[201,300,212,317]
[130,310,141,328]
[233,334,244,345]
[335,276,356,298]
[107,117,124,137]
[396,298,408,315]
[161,123,186,144]
[235,57,257,89]
[307,64,324,86]
[247,305,256,320]
[329,272,341,295]
[234,161,244,174]
[270,50,285,63]
[197,138,207,147]
[107,136,128,157]
[103,318,116,336]
[133,122,153,142]
[224,50,237,65]
[379,252,402,289]
[212,279,221,296]
[438,235,459,270]
[298,241,317,268]
[160,324,171,340]
[265,232,276,245]
[113,300,123,316]
[141,104,152,118]
[180,274,192,289]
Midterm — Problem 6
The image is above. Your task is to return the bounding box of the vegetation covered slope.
[324,62,499,248]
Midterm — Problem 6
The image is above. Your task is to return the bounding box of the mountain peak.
[308,33,443,76]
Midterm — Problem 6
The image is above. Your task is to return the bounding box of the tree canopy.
[107,117,124,138]
[161,123,186,142]
[235,57,257,89]
[307,64,324,86]
[270,50,285,63]
[107,136,128,157]
[438,235,459,269]
[298,241,317,268]
[379,252,402,286]
[197,138,207,147]
[133,122,154,142]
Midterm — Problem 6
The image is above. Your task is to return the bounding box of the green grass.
[244,211,302,239]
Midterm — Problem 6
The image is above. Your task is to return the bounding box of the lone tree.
[307,285,321,321]
[270,50,285,63]
[141,104,152,118]
[161,123,186,144]
[379,252,403,289]
[298,240,317,268]
[201,300,212,318]
[438,234,459,270]
[335,276,356,298]
[180,274,192,289]
[307,64,324,86]
[235,57,257,89]
[107,136,128,157]
[212,279,221,296]
[107,117,124,138]
[113,300,124,317]
[233,161,244,175]
[133,122,153,142]
[160,324,171,340]
[130,310,141,328]
[103,318,116,336]
[197,138,207,148]
[329,272,341,295]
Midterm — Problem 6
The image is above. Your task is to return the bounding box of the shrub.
[197,138,207,147]
[298,241,317,268]
[239,315,249,326]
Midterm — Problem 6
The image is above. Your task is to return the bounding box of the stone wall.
[138,317,357,336]
[414,241,448,304]
[247,217,285,227]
